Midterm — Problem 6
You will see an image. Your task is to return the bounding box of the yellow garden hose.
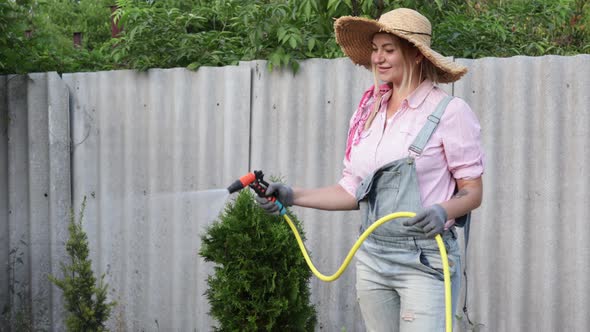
[282,211,453,332]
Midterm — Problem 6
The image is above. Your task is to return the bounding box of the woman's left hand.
[403,204,447,238]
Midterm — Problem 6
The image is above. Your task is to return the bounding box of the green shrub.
[199,189,317,331]
[433,0,590,58]
[48,197,116,332]
[2,0,588,74]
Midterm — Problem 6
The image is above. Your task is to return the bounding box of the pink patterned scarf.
[345,83,392,161]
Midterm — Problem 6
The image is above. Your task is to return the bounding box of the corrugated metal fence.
[1,54,589,331]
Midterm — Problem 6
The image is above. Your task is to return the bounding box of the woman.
[256,8,484,331]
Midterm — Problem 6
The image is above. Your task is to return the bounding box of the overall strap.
[408,95,454,156]
[406,95,476,323]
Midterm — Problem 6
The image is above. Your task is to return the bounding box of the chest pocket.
[373,170,400,189]
[357,160,409,222]
[369,169,402,220]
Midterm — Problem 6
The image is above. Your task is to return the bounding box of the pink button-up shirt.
[339,80,484,207]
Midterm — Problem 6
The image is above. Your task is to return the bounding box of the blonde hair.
[398,39,417,96]
[364,64,383,130]
[396,36,442,92]
[403,37,440,84]
[420,57,439,83]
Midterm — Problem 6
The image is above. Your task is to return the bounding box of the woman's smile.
[377,66,391,74]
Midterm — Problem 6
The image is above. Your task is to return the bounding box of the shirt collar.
[407,79,435,109]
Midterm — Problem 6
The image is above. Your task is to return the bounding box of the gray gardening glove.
[254,183,294,215]
[403,204,447,238]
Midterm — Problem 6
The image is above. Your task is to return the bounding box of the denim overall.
[354,96,462,332]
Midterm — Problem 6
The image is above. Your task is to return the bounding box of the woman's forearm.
[293,184,358,211]
[440,177,483,221]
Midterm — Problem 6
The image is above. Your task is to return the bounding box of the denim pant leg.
[356,260,400,332]
[356,236,461,332]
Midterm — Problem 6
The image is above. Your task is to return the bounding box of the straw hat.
[334,8,467,83]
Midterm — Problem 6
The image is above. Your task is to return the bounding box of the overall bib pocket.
[369,170,401,220]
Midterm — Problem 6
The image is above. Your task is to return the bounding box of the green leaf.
[277,27,287,43]
[327,0,341,13]
[304,1,312,19]
[434,0,444,11]
[307,38,316,52]
[288,36,298,49]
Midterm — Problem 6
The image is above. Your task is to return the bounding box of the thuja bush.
[199,189,317,331]
[48,197,116,332]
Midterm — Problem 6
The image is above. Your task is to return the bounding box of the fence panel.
[64,66,251,331]
[454,54,590,332]
[1,55,589,331]
[0,73,70,331]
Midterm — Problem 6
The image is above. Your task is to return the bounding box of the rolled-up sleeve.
[338,156,360,198]
[439,98,485,180]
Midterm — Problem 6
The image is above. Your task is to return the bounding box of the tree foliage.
[48,197,116,332]
[1,0,588,74]
[199,190,317,331]
[433,0,590,58]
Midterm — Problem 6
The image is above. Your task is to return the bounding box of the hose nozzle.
[227,171,257,194]
[227,170,269,197]
[227,172,257,194]
[227,170,286,214]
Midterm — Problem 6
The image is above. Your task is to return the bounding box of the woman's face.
[371,33,410,84]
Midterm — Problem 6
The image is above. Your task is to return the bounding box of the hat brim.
[334,16,467,83]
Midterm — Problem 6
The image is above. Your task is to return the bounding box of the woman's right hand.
[254,183,293,215]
